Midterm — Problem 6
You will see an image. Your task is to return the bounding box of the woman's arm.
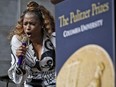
[8,35,29,85]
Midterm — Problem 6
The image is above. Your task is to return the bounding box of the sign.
[55,0,115,87]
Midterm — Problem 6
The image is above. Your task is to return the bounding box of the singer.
[8,1,56,87]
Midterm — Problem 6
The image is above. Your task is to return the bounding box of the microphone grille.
[22,36,28,46]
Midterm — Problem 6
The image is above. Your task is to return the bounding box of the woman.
[8,1,56,87]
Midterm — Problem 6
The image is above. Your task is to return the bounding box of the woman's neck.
[32,38,42,45]
[31,34,43,45]
[31,36,43,60]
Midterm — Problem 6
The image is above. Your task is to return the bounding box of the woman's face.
[23,12,42,39]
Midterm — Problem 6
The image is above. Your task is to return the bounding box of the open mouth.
[26,32,32,37]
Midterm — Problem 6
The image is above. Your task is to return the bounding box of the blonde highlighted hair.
[9,1,55,39]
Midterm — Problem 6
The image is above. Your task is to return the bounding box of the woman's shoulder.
[11,35,22,45]
[50,32,56,40]
[51,32,56,47]
[51,32,56,37]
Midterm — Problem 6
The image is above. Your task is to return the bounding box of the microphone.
[16,36,28,75]
[17,36,28,67]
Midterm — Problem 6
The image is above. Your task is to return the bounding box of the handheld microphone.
[17,36,28,67]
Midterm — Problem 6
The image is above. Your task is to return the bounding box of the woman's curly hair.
[9,1,55,39]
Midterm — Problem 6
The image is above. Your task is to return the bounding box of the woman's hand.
[16,45,27,58]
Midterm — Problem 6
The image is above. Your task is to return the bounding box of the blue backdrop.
[55,0,115,73]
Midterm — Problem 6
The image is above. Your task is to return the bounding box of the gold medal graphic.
[57,44,115,87]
